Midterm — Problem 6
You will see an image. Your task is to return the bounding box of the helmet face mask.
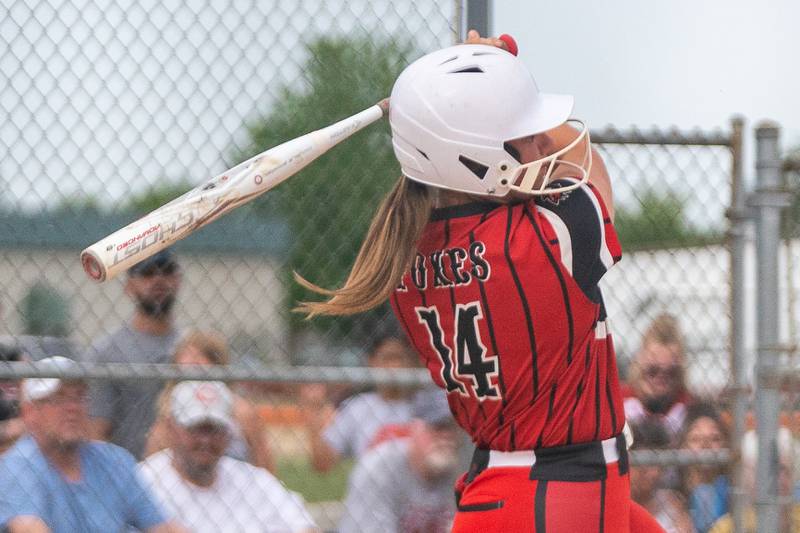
[390,44,591,198]
[504,120,592,196]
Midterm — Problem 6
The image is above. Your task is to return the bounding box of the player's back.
[391,179,625,451]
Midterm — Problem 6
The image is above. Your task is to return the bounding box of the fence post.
[462,0,491,39]
[727,115,748,533]
[751,121,790,533]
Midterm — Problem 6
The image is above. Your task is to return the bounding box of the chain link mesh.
[0,1,752,532]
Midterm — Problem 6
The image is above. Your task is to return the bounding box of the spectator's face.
[24,382,89,450]
[171,420,229,479]
[175,344,212,366]
[0,379,20,400]
[126,266,181,318]
[634,340,683,411]
[369,339,418,397]
[685,416,725,450]
[368,339,417,369]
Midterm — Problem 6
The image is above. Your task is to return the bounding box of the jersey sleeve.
[534,178,622,300]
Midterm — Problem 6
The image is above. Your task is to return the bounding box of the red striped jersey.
[391,178,624,451]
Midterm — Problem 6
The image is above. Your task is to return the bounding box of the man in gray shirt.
[85,249,182,459]
[339,388,462,533]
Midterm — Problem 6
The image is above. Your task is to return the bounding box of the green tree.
[19,281,70,337]
[121,181,194,214]
[615,190,718,250]
[236,36,416,341]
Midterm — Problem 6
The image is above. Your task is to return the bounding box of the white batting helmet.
[390,44,590,197]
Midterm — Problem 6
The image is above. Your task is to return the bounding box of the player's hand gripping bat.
[81,99,390,282]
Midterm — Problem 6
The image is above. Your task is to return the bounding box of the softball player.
[297,33,664,532]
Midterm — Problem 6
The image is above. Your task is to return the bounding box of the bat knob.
[498,34,518,56]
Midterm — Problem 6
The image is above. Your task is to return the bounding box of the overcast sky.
[493,1,799,171]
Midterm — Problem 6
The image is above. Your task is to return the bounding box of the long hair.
[295,176,434,317]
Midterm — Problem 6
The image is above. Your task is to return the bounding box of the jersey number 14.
[416,302,501,400]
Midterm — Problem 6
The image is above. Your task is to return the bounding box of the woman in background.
[144,330,274,472]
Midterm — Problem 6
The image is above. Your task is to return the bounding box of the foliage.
[614,190,719,250]
[120,180,195,214]
[236,35,416,339]
[19,282,70,337]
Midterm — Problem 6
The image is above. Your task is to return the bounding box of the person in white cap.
[0,356,184,533]
[138,381,319,533]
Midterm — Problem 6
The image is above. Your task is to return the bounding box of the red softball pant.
[452,436,665,532]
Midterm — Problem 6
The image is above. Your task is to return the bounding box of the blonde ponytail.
[295,177,433,317]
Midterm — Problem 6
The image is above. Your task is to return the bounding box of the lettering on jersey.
[447,247,471,285]
[468,241,491,281]
[396,277,408,292]
[411,253,427,290]
[430,250,454,288]
[402,242,492,291]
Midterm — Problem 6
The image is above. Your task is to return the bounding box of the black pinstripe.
[535,480,548,533]
[470,211,508,431]
[503,205,539,398]
[523,204,574,365]
[443,219,485,423]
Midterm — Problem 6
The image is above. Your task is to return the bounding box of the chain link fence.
[0,1,772,532]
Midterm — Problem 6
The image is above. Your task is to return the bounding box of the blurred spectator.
[138,380,319,533]
[709,427,800,533]
[144,330,274,472]
[301,335,419,472]
[339,387,461,533]
[0,356,182,533]
[624,313,693,443]
[0,342,25,453]
[84,248,183,459]
[630,419,696,533]
[679,402,729,533]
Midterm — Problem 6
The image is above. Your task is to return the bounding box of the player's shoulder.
[533,178,603,212]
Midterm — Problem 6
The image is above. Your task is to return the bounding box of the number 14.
[416,302,501,400]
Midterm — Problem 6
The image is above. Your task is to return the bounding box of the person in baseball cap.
[139,382,320,531]
[169,380,234,433]
[166,381,235,487]
[0,356,179,532]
